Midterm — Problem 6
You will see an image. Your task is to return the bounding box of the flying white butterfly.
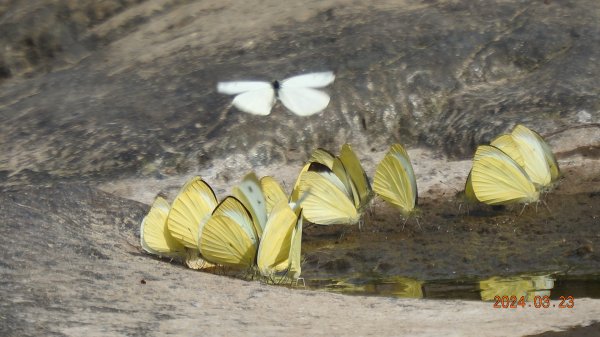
[217,71,335,116]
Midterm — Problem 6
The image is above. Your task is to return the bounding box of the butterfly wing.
[291,162,310,203]
[140,196,187,258]
[217,81,272,94]
[298,171,358,225]
[490,134,525,168]
[471,145,539,205]
[167,177,218,248]
[277,87,331,116]
[257,200,298,277]
[511,125,552,187]
[233,172,268,238]
[230,88,275,115]
[281,72,335,88]
[309,148,336,169]
[260,176,288,215]
[373,144,417,215]
[198,197,258,268]
[531,129,560,183]
[463,170,478,203]
[288,212,303,280]
[339,144,373,209]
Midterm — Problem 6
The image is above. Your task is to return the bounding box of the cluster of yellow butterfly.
[140,142,420,281]
[140,124,559,281]
[140,174,303,282]
[465,124,560,205]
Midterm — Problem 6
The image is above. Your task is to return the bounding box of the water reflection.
[309,276,424,298]
[307,273,600,301]
[479,275,554,301]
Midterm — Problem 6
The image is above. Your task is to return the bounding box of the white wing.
[278,87,330,116]
[231,89,275,115]
[281,72,335,88]
[217,81,272,94]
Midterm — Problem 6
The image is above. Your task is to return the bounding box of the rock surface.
[1,0,599,336]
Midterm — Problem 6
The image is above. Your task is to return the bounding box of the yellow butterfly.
[141,195,215,270]
[198,196,303,281]
[198,196,259,268]
[510,124,560,188]
[257,199,303,280]
[167,177,219,248]
[470,145,539,205]
[297,144,373,225]
[140,196,186,259]
[373,144,418,217]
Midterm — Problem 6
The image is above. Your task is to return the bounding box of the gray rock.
[1,0,598,183]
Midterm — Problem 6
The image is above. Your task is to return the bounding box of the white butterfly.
[217,71,335,116]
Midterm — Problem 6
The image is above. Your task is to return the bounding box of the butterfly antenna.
[415,216,422,230]
[402,217,408,230]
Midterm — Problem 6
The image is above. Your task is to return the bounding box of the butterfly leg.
[294,277,306,288]
[402,217,409,230]
[415,217,422,230]
[541,200,552,214]
[519,203,527,216]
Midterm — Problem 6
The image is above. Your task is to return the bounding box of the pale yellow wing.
[233,172,268,238]
[198,196,257,268]
[167,177,218,248]
[288,213,303,280]
[298,171,359,225]
[260,176,288,215]
[471,145,539,205]
[291,162,310,203]
[140,196,187,258]
[339,143,373,209]
[511,125,552,187]
[373,144,417,215]
[257,199,298,277]
[463,170,478,203]
[331,157,356,206]
[291,148,337,203]
[490,134,525,167]
[309,148,336,169]
[531,129,560,183]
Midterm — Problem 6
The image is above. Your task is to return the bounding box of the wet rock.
[322,258,352,273]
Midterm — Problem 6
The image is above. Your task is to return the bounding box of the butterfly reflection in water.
[217,71,335,116]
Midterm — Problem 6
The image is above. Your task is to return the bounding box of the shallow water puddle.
[306,273,600,301]
[298,188,600,302]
